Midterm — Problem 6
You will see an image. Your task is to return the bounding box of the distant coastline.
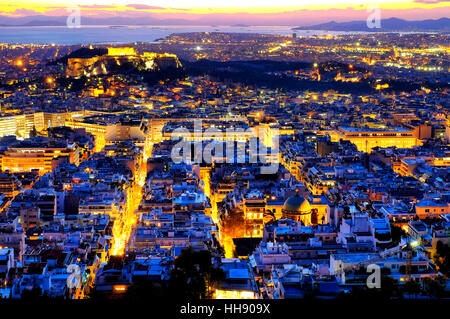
[293,17,450,32]
[0,24,444,46]
[0,26,344,45]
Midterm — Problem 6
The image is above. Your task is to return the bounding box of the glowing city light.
[410,240,420,248]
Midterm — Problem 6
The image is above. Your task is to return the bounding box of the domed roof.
[282,195,311,214]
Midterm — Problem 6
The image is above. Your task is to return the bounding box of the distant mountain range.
[0,15,449,32]
[293,17,450,32]
[0,15,195,27]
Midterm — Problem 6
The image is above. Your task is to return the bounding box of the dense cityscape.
[0,29,449,302]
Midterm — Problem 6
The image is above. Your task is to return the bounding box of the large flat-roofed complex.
[331,126,419,152]
[1,138,79,173]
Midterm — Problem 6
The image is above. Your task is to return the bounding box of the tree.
[403,279,421,298]
[29,126,37,138]
[343,206,351,219]
[433,240,450,276]
[390,224,406,245]
[379,276,402,299]
[337,276,401,300]
[21,288,46,300]
[123,280,168,301]
[422,276,445,299]
[168,248,225,299]
[221,209,245,239]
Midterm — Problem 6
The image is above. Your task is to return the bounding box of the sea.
[0,25,364,45]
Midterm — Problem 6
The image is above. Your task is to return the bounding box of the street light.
[409,239,420,248]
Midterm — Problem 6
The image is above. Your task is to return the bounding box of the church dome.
[282,195,311,215]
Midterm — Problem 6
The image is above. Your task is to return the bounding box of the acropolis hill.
[66,47,182,78]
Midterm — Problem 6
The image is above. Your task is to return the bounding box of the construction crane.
[405,238,420,280]
[351,238,421,276]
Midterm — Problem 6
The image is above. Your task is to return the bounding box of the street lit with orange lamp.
[110,165,145,256]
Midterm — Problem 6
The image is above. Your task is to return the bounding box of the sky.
[0,0,449,25]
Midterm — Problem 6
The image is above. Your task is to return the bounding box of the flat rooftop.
[338,126,411,133]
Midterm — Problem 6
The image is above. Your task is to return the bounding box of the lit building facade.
[330,127,418,153]
[1,143,79,174]
[0,112,68,139]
